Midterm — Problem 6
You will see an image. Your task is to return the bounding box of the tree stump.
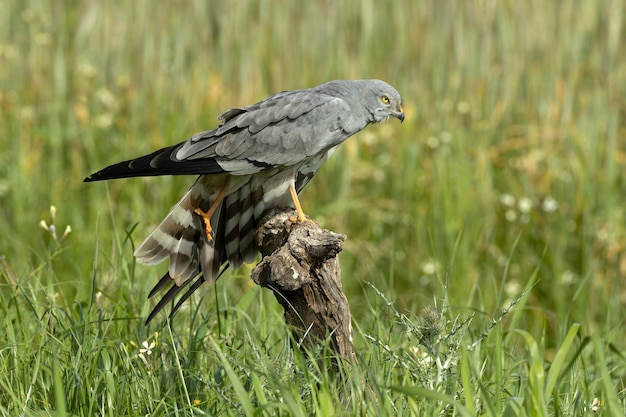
[251,209,355,366]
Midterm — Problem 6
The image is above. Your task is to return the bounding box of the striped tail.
[134,176,223,286]
[136,174,262,323]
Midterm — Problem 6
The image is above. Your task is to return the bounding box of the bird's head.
[367,80,404,124]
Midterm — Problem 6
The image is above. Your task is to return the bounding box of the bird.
[85,79,404,323]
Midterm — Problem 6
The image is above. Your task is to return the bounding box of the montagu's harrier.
[85,79,404,323]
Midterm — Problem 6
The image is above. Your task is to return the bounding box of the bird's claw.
[289,214,308,224]
[194,208,214,242]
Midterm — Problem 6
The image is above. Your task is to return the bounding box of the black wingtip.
[83,143,227,183]
[148,272,175,299]
[144,272,196,325]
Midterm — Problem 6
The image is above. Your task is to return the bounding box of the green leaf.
[544,323,580,397]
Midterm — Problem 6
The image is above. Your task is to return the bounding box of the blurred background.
[1,0,625,347]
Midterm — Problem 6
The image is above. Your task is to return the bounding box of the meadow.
[0,0,625,415]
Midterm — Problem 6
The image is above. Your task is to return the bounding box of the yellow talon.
[289,184,308,223]
[194,207,215,242]
[195,185,228,242]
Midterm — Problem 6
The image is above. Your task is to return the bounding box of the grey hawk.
[85,79,404,323]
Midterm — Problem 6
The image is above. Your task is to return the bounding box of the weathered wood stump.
[251,209,355,365]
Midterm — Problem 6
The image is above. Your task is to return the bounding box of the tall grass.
[1,0,625,415]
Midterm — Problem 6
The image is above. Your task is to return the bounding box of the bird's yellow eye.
[381,95,390,104]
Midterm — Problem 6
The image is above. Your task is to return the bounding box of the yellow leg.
[289,184,307,223]
[194,185,228,242]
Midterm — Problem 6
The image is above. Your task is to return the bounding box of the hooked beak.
[392,104,405,123]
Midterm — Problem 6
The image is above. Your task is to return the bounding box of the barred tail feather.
[223,191,242,268]
[138,174,264,323]
[134,176,229,285]
[236,181,259,264]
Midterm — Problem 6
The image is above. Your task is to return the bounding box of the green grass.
[1,0,625,415]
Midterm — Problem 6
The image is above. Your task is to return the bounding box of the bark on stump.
[251,209,355,366]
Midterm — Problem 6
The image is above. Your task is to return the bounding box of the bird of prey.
[85,79,404,323]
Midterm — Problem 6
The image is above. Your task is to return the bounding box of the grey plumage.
[85,79,404,323]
